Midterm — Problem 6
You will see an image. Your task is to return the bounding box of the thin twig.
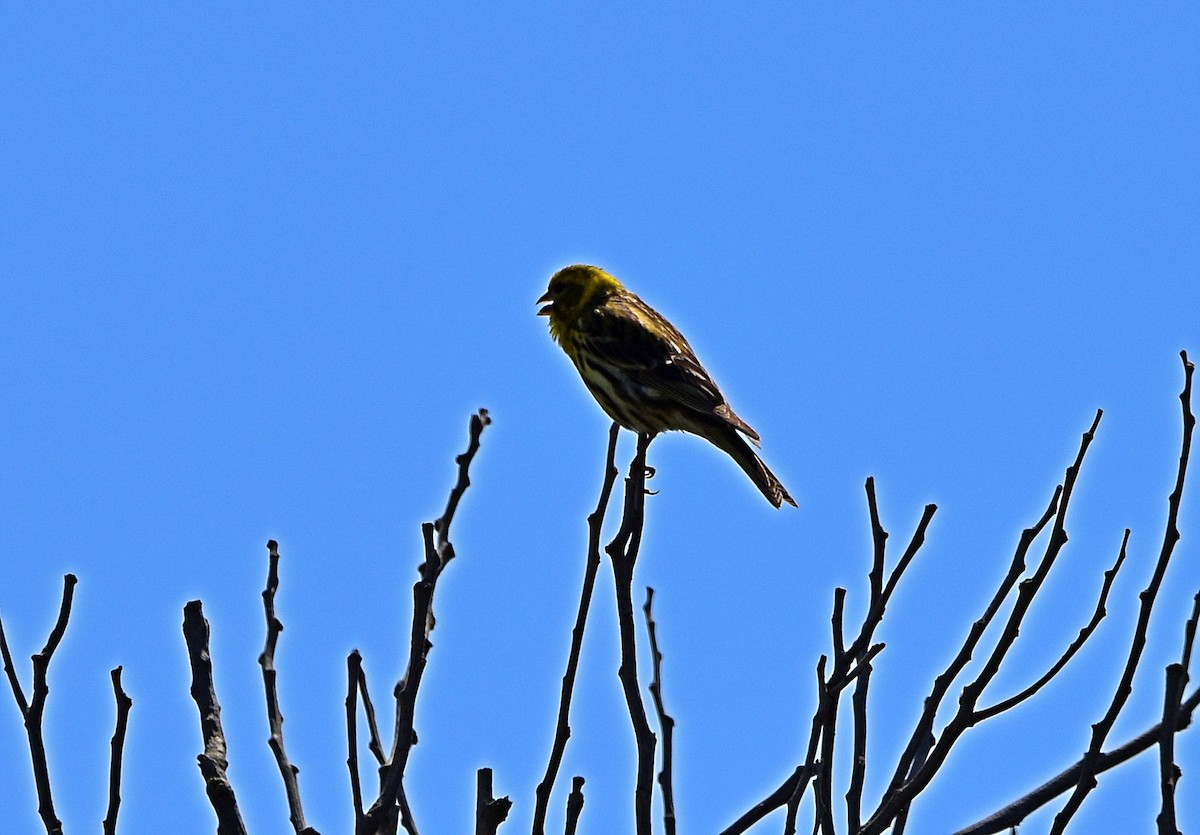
[103,666,133,835]
[564,777,586,835]
[183,599,248,835]
[1051,355,1193,834]
[1158,587,1200,834]
[975,528,1130,722]
[532,422,620,833]
[365,409,490,834]
[0,608,30,714]
[643,587,677,835]
[354,658,387,766]
[607,431,657,835]
[258,540,315,834]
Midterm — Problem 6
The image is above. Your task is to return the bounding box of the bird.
[537,264,796,508]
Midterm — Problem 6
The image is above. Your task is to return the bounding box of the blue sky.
[2,4,1198,833]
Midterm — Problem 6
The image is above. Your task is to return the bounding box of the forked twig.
[955,687,1200,834]
[975,529,1130,722]
[0,574,77,835]
[722,485,933,835]
[364,409,490,833]
[1050,352,1193,834]
[865,412,1103,835]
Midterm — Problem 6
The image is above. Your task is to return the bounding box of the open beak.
[536,291,553,316]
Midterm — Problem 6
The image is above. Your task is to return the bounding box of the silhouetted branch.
[865,411,1103,835]
[607,431,657,835]
[258,539,317,835]
[643,586,676,835]
[975,528,1129,722]
[183,599,248,835]
[1051,354,1192,834]
[723,484,932,835]
[347,651,366,829]
[365,408,490,834]
[955,686,1200,834]
[103,665,132,835]
[1157,664,1187,835]
[474,767,512,834]
[1160,587,1200,834]
[533,422,620,833]
[564,776,586,835]
[0,574,76,835]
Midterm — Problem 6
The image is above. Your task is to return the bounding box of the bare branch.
[258,539,316,834]
[564,777,585,835]
[19,573,78,835]
[183,599,248,835]
[1157,664,1187,835]
[354,658,387,766]
[0,609,29,715]
[643,587,677,835]
[103,666,133,835]
[955,686,1200,834]
[1051,355,1193,833]
[975,528,1130,722]
[533,422,620,833]
[1182,591,1200,673]
[606,431,657,835]
[725,484,931,835]
[474,767,512,835]
[347,651,366,830]
[365,409,490,833]
[845,649,873,835]
[866,410,1099,835]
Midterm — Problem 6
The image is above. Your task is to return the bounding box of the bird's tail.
[709,426,797,509]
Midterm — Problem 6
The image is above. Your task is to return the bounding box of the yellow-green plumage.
[538,264,796,508]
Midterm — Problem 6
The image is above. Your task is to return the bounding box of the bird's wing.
[582,296,761,442]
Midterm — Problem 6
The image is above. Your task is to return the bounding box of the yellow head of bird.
[537,265,624,330]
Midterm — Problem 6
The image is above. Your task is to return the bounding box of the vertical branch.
[103,666,133,835]
[474,768,513,835]
[643,587,677,835]
[1156,664,1187,835]
[533,422,620,833]
[365,409,490,834]
[258,539,316,834]
[606,431,657,834]
[845,649,872,834]
[1051,353,1193,834]
[1160,589,1200,834]
[183,599,248,835]
[347,652,366,831]
[564,777,586,835]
